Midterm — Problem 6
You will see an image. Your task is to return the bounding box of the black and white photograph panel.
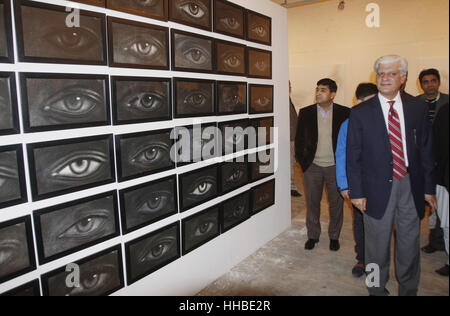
[14,0,107,65]
[179,164,219,212]
[0,0,13,63]
[213,0,245,39]
[249,84,273,114]
[217,81,247,115]
[107,0,168,21]
[220,157,248,194]
[215,41,246,76]
[246,10,272,46]
[71,0,105,6]
[171,30,214,73]
[251,179,275,215]
[119,176,177,234]
[112,76,171,125]
[1,279,41,296]
[0,145,27,210]
[249,149,275,182]
[125,222,180,285]
[34,192,120,264]
[0,216,36,284]
[219,119,250,154]
[169,0,211,31]
[108,17,169,69]
[20,73,110,133]
[221,191,250,233]
[174,78,215,118]
[0,72,19,135]
[182,205,220,255]
[247,48,272,79]
[27,135,115,201]
[116,129,174,182]
[42,246,124,296]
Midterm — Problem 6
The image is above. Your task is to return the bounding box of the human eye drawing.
[121,33,164,62]
[57,209,112,241]
[193,216,216,237]
[219,14,241,31]
[188,176,215,198]
[251,24,268,38]
[135,190,172,215]
[50,151,108,181]
[183,90,210,108]
[130,141,170,168]
[66,264,116,296]
[122,90,166,114]
[220,51,243,70]
[43,26,99,54]
[225,167,245,186]
[137,235,176,263]
[176,0,208,20]
[254,96,270,108]
[182,46,210,66]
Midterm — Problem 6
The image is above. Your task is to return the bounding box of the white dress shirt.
[378,92,409,167]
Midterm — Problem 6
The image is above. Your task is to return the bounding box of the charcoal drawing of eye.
[184,91,209,108]
[174,35,212,70]
[122,34,164,63]
[187,176,216,200]
[0,222,30,280]
[251,24,267,38]
[135,191,172,215]
[254,59,268,72]
[137,234,177,264]
[50,151,108,181]
[130,142,170,168]
[254,96,270,108]
[175,0,208,21]
[43,26,99,55]
[220,15,240,31]
[220,50,243,70]
[225,167,245,187]
[67,264,117,296]
[193,217,215,237]
[57,211,111,242]
[123,91,166,113]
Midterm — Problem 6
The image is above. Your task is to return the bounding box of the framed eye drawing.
[27,135,115,201]
[0,72,19,136]
[33,191,120,265]
[1,279,41,297]
[221,191,250,233]
[125,222,180,285]
[213,0,245,39]
[249,149,274,183]
[119,176,178,234]
[107,0,168,21]
[215,40,246,77]
[14,0,107,65]
[70,0,106,6]
[246,10,272,46]
[173,78,215,118]
[115,129,175,182]
[182,205,220,255]
[249,84,273,114]
[218,119,250,154]
[169,0,211,31]
[0,0,14,63]
[171,29,214,73]
[178,164,219,212]
[216,81,247,115]
[20,73,110,133]
[174,123,218,166]
[250,116,274,146]
[251,179,275,215]
[41,245,124,296]
[108,17,169,70]
[0,145,27,210]
[0,216,36,284]
[247,47,272,79]
[111,76,171,125]
[220,157,249,195]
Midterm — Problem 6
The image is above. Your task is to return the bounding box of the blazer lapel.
[401,93,413,155]
[371,97,391,151]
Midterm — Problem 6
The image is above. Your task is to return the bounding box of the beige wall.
[288,0,449,109]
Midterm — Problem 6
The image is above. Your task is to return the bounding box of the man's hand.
[425,194,438,213]
[340,190,350,199]
[352,198,367,212]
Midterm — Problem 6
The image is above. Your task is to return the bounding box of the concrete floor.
[197,164,449,296]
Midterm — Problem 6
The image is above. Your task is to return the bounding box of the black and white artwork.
[0,145,27,210]
[249,149,274,182]
[174,123,217,166]
[71,0,105,6]
[220,157,248,194]
[0,0,13,63]
[108,17,169,70]
[219,119,251,154]
[247,48,272,79]
[171,30,214,73]
[112,76,171,125]
[116,129,174,182]
[107,0,168,21]
[213,0,245,39]
[1,279,41,297]
[251,179,275,215]
[215,40,246,76]
[250,116,274,146]
[216,81,247,115]
[119,176,177,234]
[41,246,124,296]
[0,216,36,284]
[246,10,272,46]
[179,164,219,212]
[182,205,220,255]
[221,191,250,233]
[125,222,180,285]
[249,84,273,114]
[20,73,110,132]
[14,1,107,65]
[27,135,115,201]
[169,0,211,31]
[34,191,120,264]
[174,78,215,118]
[0,72,19,135]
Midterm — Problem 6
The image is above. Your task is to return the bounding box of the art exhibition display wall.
[0,0,290,296]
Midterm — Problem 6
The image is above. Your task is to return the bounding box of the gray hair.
[374,55,408,75]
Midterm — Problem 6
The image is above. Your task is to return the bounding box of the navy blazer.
[347,93,435,220]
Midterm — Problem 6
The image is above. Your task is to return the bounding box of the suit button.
[389,179,393,183]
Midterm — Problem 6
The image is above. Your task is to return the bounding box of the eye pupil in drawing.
[65,95,83,111]
[71,159,89,174]
[62,31,81,47]
[83,274,99,289]
[189,4,199,15]
[152,244,164,257]
[141,94,154,108]
[144,148,157,161]
[190,49,202,62]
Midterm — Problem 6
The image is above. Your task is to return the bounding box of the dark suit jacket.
[417,92,449,120]
[347,93,435,220]
[295,103,350,172]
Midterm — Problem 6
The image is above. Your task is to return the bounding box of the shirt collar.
[317,103,333,114]
[378,92,401,108]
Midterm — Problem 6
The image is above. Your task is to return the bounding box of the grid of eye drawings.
[0,0,275,296]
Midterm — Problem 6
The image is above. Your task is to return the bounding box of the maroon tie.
[388,101,408,180]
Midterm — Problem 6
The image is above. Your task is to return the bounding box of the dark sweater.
[433,103,449,191]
